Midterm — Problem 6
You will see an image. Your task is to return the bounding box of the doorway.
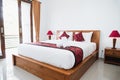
[3,0,19,49]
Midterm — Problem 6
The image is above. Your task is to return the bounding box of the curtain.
[32,0,40,42]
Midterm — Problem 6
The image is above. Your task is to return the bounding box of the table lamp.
[109,30,120,49]
[47,30,53,40]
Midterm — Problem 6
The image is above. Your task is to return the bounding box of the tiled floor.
[0,48,120,80]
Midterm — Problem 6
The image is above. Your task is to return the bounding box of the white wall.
[39,0,50,41]
[40,0,120,58]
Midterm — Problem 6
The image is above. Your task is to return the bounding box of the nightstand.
[104,47,120,65]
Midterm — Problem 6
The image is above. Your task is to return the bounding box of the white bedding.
[18,40,96,69]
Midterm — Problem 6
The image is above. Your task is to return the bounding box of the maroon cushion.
[73,32,84,41]
[59,31,70,39]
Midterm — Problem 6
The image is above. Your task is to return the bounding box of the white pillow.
[82,32,93,42]
[61,37,68,41]
[56,37,67,48]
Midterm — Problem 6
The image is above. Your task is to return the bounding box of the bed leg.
[12,55,16,65]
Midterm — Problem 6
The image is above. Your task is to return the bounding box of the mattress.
[18,40,96,69]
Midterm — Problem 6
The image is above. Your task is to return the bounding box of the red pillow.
[59,31,70,39]
[74,32,84,41]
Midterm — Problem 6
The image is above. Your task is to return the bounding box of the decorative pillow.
[59,31,70,39]
[82,32,93,42]
[73,32,84,41]
[66,32,73,40]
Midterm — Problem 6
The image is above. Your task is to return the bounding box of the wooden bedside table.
[104,47,120,65]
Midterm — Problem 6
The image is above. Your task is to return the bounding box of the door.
[0,0,5,58]
[18,0,33,43]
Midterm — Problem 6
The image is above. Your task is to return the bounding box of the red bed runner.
[29,42,83,67]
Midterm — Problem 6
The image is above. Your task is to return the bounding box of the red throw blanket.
[65,46,83,67]
[29,42,83,67]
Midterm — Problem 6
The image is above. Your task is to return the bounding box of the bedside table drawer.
[104,47,120,66]
[105,50,120,58]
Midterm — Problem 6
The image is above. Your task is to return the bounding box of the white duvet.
[18,40,96,69]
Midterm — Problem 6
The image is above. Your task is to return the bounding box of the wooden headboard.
[56,30,100,51]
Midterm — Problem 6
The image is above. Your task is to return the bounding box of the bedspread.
[29,42,83,67]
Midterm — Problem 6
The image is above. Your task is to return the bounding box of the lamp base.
[112,47,116,49]
[48,36,51,40]
[112,38,116,49]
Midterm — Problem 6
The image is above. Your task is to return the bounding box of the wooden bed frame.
[12,30,100,80]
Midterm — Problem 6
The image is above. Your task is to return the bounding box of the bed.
[12,30,100,80]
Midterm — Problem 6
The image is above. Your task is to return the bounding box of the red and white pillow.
[59,31,70,39]
[73,32,93,42]
[73,32,84,41]
[58,31,93,42]
[59,31,73,40]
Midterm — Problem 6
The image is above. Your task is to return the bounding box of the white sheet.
[18,40,96,69]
